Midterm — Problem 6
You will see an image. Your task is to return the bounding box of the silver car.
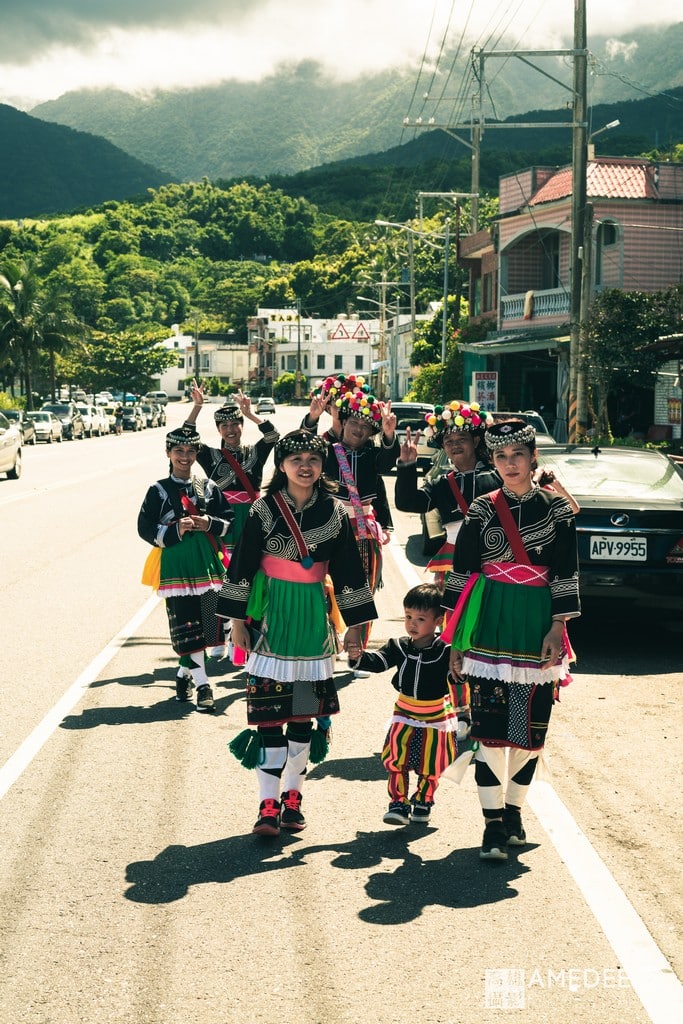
[27,410,63,444]
[0,411,22,478]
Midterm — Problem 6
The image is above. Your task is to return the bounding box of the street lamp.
[587,119,620,160]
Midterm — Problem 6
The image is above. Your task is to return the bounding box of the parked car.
[489,410,556,445]
[0,410,22,478]
[76,403,102,437]
[140,402,160,428]
[27,410,63,444]
[93,405,110,436]
[144,390,169,407]
[1,408,36,445]
[387,401,435,473]
[102,405,117,433]
[533,444,683,606]
[256,396,276,415]
[121,405,144,431]
[40,402,85,440]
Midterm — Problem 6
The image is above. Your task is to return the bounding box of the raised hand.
[381,399,396,439]
[399,425,419,464]
[190,379,205,407]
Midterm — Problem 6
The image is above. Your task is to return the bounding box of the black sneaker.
[383,801,411,826]
[411,801,431,823]
[280,790,306,831]
[480,820,509,861]
[175,674,194,702]
[195,684,215,712]
[253,798,281,836]
[503,808,527,846]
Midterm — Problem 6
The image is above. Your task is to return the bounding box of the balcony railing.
[500,287,570,324]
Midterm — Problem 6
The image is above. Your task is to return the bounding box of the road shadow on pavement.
[124,827,532,920]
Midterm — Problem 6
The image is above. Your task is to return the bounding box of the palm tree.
[0,258,83,408]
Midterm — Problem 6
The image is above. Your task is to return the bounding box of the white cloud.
[0,0,680,109]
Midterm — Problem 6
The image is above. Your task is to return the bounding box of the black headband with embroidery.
[214,404,243,424]
[166,426,201,449]
[275,429,328,464]
[484,420,536,450]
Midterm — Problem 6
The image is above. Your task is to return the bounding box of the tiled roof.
[529,158,659,205]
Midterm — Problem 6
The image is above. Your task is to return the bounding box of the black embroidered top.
[193,420,279,491]
[395,459,500,523]
[216,489,378,627]
[137,475,232,548]
[442,485,581,619]
[353,636,452,700]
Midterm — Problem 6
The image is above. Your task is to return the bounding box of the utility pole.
[441,219,451,368]
[295,297,302,401]
[568,0,588,441]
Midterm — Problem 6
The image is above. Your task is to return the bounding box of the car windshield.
[44,405,70,415]
[28,412,49,421]
[3,410,19,420]
[540,449,683,502]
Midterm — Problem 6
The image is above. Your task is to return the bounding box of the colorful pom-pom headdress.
[166,426,201,449]
[332,377,383,434]
[423,401,489,448]
[310,373,365,403]
[274,429,329,464]
[214,403,243,424]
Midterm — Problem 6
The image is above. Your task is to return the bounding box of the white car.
[256,397,276,415]
[76,403,101,437]
[27,410,63,444]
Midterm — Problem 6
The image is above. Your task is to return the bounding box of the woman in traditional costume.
[182,382,279,562]
[395,400,499,586]
[217,429,377,836]
[137,427,232,711]
[443,419,580,860]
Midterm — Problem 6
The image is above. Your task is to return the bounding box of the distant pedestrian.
[137,426,232,712]
[347,583,466,826]
[114,404,123,435]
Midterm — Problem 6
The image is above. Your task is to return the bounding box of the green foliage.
[274,371,308,403]
[582,286,683,435]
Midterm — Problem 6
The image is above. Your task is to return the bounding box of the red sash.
[446,472,470,517]
[220,448,258,501]
[490,489,531,565]
[273,491,315,569]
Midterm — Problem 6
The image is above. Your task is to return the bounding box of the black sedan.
[536,444,683,606]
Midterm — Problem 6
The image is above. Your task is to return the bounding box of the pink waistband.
[222,490,252,503]
[260,554,328,583]
[483,562,549,586]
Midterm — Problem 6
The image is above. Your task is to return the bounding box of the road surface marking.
[0,594,160,801]
[387,541,682,1024]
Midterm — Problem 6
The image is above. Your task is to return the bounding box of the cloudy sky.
[1,0,680,109]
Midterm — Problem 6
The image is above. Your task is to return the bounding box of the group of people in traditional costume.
[137,374,580,860]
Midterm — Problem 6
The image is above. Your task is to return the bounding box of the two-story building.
[459,157,683,438]
[247,308,417,399]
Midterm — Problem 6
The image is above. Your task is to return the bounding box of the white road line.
[0,594,160,801]
[528,782,683,1024]
[386,541,683,1023]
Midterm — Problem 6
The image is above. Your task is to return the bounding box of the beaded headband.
[214,404,243,424]
[424,400,489,448]
[275,429,329,464]
[166,426,201,449]
[484,420,536,450]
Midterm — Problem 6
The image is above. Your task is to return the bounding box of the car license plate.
[589,536,647,561]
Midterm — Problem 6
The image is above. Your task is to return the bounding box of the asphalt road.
[0,401,681,1024]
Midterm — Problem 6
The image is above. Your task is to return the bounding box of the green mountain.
[0,104,174,219]
[29,24,683,183]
